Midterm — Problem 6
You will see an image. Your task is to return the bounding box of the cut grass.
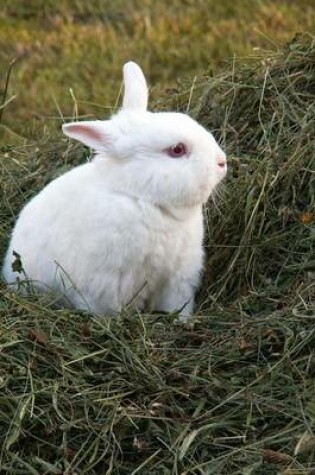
[0,301,314,474]
[0,32,315,473]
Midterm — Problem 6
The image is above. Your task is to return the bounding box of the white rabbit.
[2,62,227,319]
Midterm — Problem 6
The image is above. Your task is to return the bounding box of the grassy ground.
[0,0,315,143]
[0,2,315,474]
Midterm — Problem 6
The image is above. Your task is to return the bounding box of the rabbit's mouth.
[218,163,228,179]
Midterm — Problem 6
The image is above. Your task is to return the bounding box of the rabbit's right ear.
[122,61,148,112]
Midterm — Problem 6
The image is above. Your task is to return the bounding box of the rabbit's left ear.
[122,61,148,111]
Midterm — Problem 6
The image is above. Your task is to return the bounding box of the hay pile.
[0,34,314,474]
[196,33,315,309]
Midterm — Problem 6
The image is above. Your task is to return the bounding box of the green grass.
[0,0,315,143]
[0,2,315,473]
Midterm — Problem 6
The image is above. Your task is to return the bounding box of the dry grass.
[0,33,315,474]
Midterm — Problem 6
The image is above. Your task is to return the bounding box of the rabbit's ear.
[122,61,148,111]
[62,120,114,151]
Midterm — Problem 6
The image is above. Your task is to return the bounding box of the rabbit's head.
[63,62,227,208]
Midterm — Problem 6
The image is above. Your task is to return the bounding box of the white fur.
[2,61,227,319]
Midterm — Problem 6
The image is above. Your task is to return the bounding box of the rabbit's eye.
[167,143,188,158]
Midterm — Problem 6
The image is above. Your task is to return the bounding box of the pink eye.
[167,142,188,158]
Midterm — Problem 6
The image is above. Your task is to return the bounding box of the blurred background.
[0,0,315,142]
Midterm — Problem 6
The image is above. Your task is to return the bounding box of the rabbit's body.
[2,63,227,319]
[3,159,203,315]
